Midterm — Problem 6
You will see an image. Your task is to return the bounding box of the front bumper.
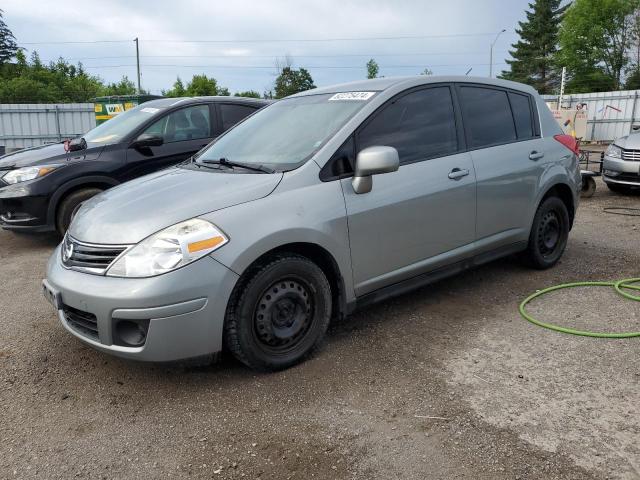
[602,155,640,186]
[43,245,239,362]
[0,181,52,231]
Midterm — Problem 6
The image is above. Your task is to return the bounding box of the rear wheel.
[224,253,332,371]
[522,196,570,270]
[55,187,103,236]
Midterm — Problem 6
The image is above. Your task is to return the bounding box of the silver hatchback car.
[43,76,581,371]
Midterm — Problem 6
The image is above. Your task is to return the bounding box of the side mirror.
[67,137,87,152]
[131,133,164,150]
[352,146,399,194]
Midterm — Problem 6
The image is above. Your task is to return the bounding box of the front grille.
[63,305,99,341]
[61,235,128,275]
[621,149,640,161]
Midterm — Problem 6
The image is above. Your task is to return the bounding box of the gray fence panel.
[0,103,96,149]
[542,90,640,142]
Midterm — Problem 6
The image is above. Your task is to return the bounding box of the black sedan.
[0,96,269,235]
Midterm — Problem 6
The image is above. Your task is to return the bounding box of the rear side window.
[509,92,534,139]
[220,104,257,131]
[357,86,458,164]
[459,87,516,148]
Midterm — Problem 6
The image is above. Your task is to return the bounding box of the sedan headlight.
[605,144,622,159]
[2,165,61,184]
[106,218,228,278]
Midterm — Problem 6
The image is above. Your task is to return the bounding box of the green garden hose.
[519,278,640,338]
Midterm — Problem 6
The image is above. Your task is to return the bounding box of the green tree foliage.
[274,67,315,98]
[102,76,138,96]
[162,74,229,97]
[420,68,433,76]
[185,74,220,96]
[500,0,566,94]
[0,9,18,64]
[556,0,640,92]
[0,50,107,102]
[162,77,186,97]
[366,58,379,79]
[234,90,261,98]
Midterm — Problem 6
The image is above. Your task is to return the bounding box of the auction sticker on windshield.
[328,92,375,101]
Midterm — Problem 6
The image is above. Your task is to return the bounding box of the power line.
[21,32,516,46]
[20,40,132,45]
[82,62,509,70]
[60,51,511,61]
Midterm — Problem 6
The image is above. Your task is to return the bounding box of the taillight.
[554,134,580,155]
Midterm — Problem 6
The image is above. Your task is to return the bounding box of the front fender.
[203,179,355,304]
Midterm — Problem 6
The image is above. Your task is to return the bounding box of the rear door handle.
[448,168,470,180]
[529,151,545,161]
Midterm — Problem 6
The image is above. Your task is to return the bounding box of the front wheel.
[55,187,103,236]
[522,197,570,270]
[224,253,332,371]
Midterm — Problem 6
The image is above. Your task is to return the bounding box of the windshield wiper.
[201,157,274,174]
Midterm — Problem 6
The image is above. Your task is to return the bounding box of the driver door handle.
[448,168,470,180]
[529,151,545,161]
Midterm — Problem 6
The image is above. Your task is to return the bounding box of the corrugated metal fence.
[0,103,96,150]
[542,90,640,142]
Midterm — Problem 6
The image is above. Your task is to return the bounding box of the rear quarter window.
[219,104,258,131]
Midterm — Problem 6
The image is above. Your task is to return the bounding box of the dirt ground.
[1,177,639,480]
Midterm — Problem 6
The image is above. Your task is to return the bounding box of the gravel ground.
[1,177,639,479]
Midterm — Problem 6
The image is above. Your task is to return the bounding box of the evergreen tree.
[0,9,18,64]
[366,59,379,79]
[500,0,566,93]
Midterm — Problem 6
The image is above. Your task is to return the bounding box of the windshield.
[83,105,165,146]
[195,93,374,171]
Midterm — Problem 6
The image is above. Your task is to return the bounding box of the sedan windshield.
[195,93,374,171]
[83,105,164,146]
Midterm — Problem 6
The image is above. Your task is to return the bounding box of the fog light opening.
[114,319,149,347]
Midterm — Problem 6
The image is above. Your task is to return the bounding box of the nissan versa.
[43,76,581,371]
[0,96,268,235]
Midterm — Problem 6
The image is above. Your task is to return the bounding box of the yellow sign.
[94,104,103,113]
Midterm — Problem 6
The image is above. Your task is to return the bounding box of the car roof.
[141,96,271,109]
[290,75,538,97]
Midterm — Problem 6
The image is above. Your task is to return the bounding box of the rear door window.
[509,92,535,139]
[219,104,258,131]
[459,86,517,148]
[144,105,211,143]
[357,86,458,164]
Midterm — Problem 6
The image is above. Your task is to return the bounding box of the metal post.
[629,91,638,134]
[134,37,141,94]
[54,105,62,141]
[489,29,506,78]
[558,67,566,109]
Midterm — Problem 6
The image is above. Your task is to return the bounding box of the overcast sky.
[2,0,531,95]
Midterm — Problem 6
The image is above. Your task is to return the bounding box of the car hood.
[0,142,104,169]
[612,134,640,150]
[69,167,283,244]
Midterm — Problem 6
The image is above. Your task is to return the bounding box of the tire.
[606,183,634,195]
[580,176,596,198]
[522,196,570,270]
[224,253,332,371]
[55,188,103,236]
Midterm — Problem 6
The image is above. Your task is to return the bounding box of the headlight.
[1,165,61,184]
[106,218,228,278]
[605,144,622,159]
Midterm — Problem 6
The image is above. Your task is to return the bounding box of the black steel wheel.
[224,253,332,371]
[522,196,570,269]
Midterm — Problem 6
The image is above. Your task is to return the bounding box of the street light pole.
[489,29,506,78]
